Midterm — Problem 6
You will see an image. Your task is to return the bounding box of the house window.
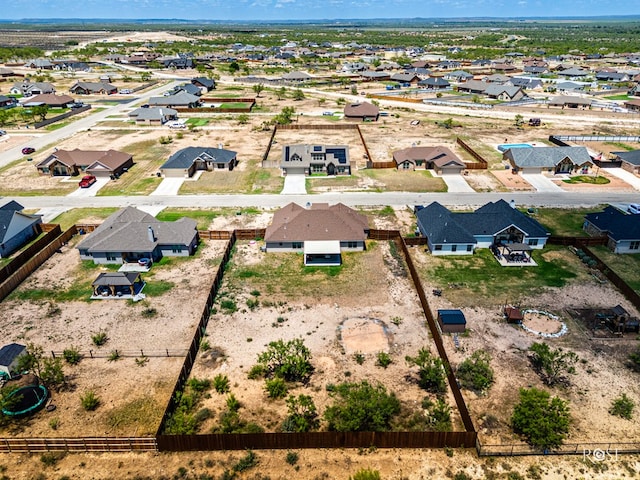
[402,162,411,170]
[630,241,640,250]
[311,153,324,161]
[528,239,539,246]
[434,245,442,251]
[106,253,117,261]
[172,245,183,253]
[217,163,225,169]
[311,164,324,173]
[347,241,357,248]
[292,242,302,249]
[466,245,472,252]
[415,160,423,167]
[451,245,457,252]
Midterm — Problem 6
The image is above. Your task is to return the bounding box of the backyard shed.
[437,309,467,333]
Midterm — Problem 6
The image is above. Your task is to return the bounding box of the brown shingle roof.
[265,203,368,243]
[343,101,379,118]
[393,146,465,168]
[38,149,131,170]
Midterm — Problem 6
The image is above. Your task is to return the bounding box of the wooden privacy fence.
[156,233,237,436]
[368,160,396,169]
[50,349,188,360]
[0,225,75,302]
[0,224,61,283]
[157,431,477,452]
[0,437,156,453]
[456,137,488,170]
[548,236,607,246]
[34,105,91,129]
[478,440,640,456]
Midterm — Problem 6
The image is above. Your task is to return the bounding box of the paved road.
[11,190,640,211]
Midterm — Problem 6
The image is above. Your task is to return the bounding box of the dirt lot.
[0,236,227,437]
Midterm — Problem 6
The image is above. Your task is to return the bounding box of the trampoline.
[1,384,48,417]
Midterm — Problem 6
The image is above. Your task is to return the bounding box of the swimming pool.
[497,143,533,152]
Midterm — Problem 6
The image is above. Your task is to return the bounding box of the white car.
[628,203,640,215]
[166,121,186,129]
[120,89,132,94]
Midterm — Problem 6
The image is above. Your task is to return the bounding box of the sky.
[3,0,639,21]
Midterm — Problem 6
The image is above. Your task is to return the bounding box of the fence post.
[166,349,169,357]
[89,349,93,358]
[51,351,56,359]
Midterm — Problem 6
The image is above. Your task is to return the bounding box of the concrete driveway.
[281,174,307,194]
[151,177,185,196]
[521,173,564,192]
[67,177,110,197]
[606,168,640,190]
[441,174,474,193]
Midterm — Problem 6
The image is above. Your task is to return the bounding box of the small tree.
[324,381,400,432]
[80,390,100,411]
[511,387,570,450]
[275,86,287,100]
[529,342,578,386]
[292,89,305,101]
[256,338,313,382]
[349,469,381,480]
[273,106,296,125]
[609,393,635,420]
[228,61,240,74]
[252,83,265,97]
[514,113,524,126]
[282,394,319,432]
[40,357,65,390]
[456,350,494,394]
[405,348,447,393]
[237,113,249,125]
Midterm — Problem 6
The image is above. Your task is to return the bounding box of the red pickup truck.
[78,175,97,188]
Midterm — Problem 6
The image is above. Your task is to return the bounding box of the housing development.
[0,17,640,479]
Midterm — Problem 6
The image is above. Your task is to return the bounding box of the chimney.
[148,226,155,242]
[509,199,516,209]
[218,143,223,149]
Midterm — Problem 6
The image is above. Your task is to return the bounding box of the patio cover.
[501,243,532,253]
[304,240,340,255]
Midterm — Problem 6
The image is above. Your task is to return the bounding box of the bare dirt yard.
[0,236,227,437]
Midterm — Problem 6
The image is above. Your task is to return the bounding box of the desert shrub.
[40,357,65,389]
[246,298,260,310]
[226,393,241,412]
[285,451,299,465]
[265,377,288,399]
[529,342,578,386]
[108,350,121,362]
[281,394,319,432]
[405,348,447,393]
[428,397,452,431]
[91,331,108,346]
[194,408,213,423]
[213,374,230,394]
[187,378,211,393]
[40,452,65,467]
[247,364,267,380]
[80,390,100,411]
[456,350,494,394]
[62,346,82,365]
[220,298,238,314]
[609,393,635,420]
[233,450,257,472]
[375,352,392,369]
[511,387,570,450]
[349,469,381,480]
[324,381,400,432]
[256,338,313,383]
[354,353,365,365]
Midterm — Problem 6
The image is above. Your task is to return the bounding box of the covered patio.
[304,240,341,266]
[91,272,145,299]
[491,243,537,267]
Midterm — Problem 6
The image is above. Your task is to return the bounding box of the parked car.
[628,203,640,215]
[69,102,84,109]
[138,258,152,267]
[0,130,6,136]
[120,89,132,94]
[22,147,35,155]
[78,174,97,188]
[166,120,186,129]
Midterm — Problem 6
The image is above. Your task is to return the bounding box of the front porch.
[491,243,537,267]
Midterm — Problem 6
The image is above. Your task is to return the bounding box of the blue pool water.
[497,143,533,152]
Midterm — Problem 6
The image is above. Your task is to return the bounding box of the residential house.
[77,206,199,265]
[0,343,27,378]
[418,77,450,89]
[0,201,42,258]
[281,71,313,82]
[0,67,16,77]
[549,95,592,108]
[360,71,391,81]
[444,70,474,82]
[556,81,587,93]
[281,144,350,176]
[148,91,201,108]
[437,310,466,334]
[23,59,53,69]
[160,56,194,69]
[415,200,549,256]
[504,146,593,174]
[392,146,465,174]
[456,80,488,94]
[0,95,18,109]
[523,65,549,75]
[596,71,630,82]
[612,150,640,174]
[36,149,133,177]
[69,81,117,95]
[128,106,178,125]
[22,94,74,108]
[508,78,544,90]
[264,202,368,266]
[483,84,525,101]
[160,146,238,178]
[623,98,640,112]
[584,206,640,254]
[343,101,379,121]
[557,67,590,80]
[10,81,55,97]
[191,77,216,92]
[390,73,421,85]
[171,83,202,96]
[484,74,511,84]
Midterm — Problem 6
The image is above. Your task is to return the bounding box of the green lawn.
[179,163,283,195]
[603,94,630,101]
[590,247,640,293]
[186,118,209,127]
[51,207,119,230]
[527,207,603,236]
[217,102,252,109]
[156,209,222,230]
[419,247,585,307]
[97,139,167,196]
[562,175,610,185]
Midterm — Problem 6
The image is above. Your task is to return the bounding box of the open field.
[590,246,640,293]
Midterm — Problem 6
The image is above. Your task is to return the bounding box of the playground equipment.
[1,384,49,417]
